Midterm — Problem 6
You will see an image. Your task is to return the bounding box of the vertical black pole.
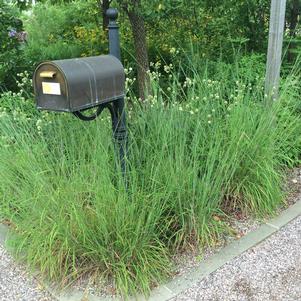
[106,8,127,183]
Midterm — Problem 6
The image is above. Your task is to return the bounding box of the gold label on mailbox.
[42,82,61,95]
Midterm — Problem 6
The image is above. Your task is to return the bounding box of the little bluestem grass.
[0,60,301,297]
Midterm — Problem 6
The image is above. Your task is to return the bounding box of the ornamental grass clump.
[0,62,300,296]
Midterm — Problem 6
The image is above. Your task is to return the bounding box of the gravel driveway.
[0,244,55,301]
[172,215,301,301]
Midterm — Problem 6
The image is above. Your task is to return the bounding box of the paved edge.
[0,199,300,301]
[0,224,8,246]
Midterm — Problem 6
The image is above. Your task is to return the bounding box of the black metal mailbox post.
[33,8,128,180]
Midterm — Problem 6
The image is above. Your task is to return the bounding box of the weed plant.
[0,60,300,297]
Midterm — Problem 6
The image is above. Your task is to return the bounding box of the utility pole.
[265,0,287,102]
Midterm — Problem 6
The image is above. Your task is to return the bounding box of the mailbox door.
[34,63,69,112]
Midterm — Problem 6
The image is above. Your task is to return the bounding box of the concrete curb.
[0,224,8,246]
[1,199,301,301]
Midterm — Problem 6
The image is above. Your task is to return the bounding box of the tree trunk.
[99,0,111,30]
[127,10,150,100]
[288,0,300,63]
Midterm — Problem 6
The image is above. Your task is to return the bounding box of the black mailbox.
[33,55,125,112]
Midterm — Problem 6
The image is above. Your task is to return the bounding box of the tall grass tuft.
[0,57,300,296]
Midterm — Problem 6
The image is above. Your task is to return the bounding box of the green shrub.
[24,0,106,67]
[0,2,25,91]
